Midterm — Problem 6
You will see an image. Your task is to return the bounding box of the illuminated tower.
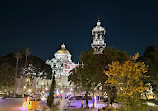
[91,19,106,54]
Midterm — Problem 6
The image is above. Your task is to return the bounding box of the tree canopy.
[0,63,16,89]
[105,53,148,111]
[0,52,51,78]
[141,45,158,94]
[0,49,52,93]
[69,47,128,108]
[79,47,128,89]
[70,46,128,89]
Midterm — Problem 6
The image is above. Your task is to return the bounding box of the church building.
[45,43,77,96]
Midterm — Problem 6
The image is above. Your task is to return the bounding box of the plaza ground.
[0,98,158,111]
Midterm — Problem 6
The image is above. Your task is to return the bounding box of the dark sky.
[0,0,158,62]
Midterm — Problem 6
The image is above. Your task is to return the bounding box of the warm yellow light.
[23,86,26,89]
[57,49,70,54]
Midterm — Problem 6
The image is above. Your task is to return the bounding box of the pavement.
[0,98,157,111]
[52,98,106,110]
[39,98,106,111]
[0,98,131,111]
[0,98,25,111]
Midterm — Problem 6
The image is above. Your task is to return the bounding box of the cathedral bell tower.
[91,19,106,54]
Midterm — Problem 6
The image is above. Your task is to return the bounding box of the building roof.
[56,43,70,55]
[92,19,106,33]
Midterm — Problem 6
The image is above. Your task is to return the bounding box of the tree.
[0,63,16,89]
[15,51,22,77]
[14,51,22,96]
[69,47,128,109]
[15,48,30,95]
[1,53,16,67]
[141,45,158,94]
[21,55,52,94]
[80,47,128,88]
[24,48,30,69]
[28,56,52,77]
[0,51,52,94]
[47,74,55,108]
[0,55,2,61]
[104,53,148,111]
[69,65,91,108]
[0,51,52,78]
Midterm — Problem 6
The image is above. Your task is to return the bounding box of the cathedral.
[46,43,77,89]
[35,19,106,99]
[45,19,106,90]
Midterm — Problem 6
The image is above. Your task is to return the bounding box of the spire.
[97,18,101,26]
[61,43,65,49]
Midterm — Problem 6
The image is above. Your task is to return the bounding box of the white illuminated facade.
[46,43,77,88]
[91,19,106,54]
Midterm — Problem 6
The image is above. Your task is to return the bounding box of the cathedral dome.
[57,49,70,54]
[56,44,70,55]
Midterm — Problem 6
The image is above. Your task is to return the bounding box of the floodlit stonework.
[91,19,106,54]
[46,43,77,89]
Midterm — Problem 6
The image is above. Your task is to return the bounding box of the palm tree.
[24,48,30,69]
[15,48,30,96]
[14,51,22,96]
[15,52,22,77]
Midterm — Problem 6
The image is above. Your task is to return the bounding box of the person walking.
[81,100,84,108]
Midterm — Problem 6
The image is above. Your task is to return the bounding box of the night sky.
[0,0,158,62]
